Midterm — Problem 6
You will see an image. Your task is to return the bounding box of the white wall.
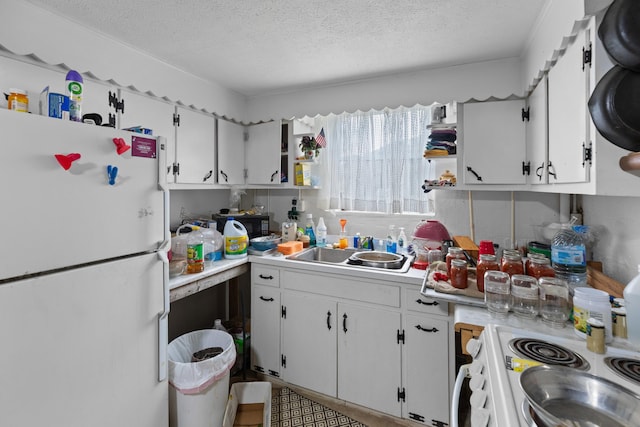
[247,58,523,122]
[583,195,640,284]
[1,0,247,122]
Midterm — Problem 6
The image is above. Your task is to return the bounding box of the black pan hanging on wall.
[588,65,640,152]
[588,0,640,153]
[598,0,640,71]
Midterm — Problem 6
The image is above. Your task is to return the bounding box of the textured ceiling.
[24,0,547,97]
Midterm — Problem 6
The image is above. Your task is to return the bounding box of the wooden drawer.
[405,288,449,316]
[252,266,280,287]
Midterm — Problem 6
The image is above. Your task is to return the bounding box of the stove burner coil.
[605,357,640,385]
[508,338,590,370]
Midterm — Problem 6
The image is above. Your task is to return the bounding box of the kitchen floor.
[231,371,426,427]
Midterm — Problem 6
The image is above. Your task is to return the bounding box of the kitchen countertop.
[454,304,640,352]
[169,258,249,302]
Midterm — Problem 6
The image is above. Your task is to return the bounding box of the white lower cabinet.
[281,292,338,396]
[250,284,281,377]
[402,289,451,426]
[337,303,402,417]
[404,314,449,425]
[251,264,451,424]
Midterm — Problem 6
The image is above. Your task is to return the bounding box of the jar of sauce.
[450,259,468,289]
[528,256,555,279]
[501,251,524,276]
[446,247,465,277]
[7,88,28,112]
[476,254,499,292]
[525,253,546,275]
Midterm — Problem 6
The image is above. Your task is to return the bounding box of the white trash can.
[168,330,236,427]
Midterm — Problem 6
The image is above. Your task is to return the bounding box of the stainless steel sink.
[287,246,413,273]
[287,247,358,264]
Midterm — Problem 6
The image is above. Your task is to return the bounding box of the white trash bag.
[168,329,236,394]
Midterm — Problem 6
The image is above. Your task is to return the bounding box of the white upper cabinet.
[118,90,176,183]
[526,77,549,185]
[459,99,527,185]
[246,121,283,185]
[547,24,593,185]
[173,107,217,184]
[217,120,246,185]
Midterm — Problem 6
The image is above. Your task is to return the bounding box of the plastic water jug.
[224,218,248,259]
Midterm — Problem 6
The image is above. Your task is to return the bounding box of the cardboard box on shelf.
[294,162,311,186]
[222,382,272,427]
[39,86,69,119]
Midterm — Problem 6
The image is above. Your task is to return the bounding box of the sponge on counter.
[277,241,303,255]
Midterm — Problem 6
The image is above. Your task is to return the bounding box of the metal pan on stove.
[520,365,640,427]
[347,251,404,269]
[588,65,640,152]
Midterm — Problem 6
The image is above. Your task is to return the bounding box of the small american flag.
[315,128,327,148]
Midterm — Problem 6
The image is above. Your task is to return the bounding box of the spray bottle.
[65,70,83,122]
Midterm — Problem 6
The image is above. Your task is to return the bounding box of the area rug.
[271,387,367,427]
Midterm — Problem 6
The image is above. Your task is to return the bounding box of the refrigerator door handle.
[157,246,170,382]
[157,137,171,382]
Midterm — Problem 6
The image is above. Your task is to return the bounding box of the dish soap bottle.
[624,264,640,347]
[386,225,397,253]
[316,217,327,247]
[397,227,407,255]
[305,213,316,246]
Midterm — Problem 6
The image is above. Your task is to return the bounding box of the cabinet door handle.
[416,325,439,333]
[259,274,274,280]
[548,161,557,180]
[416,299,439,306]
[203,170,213,182]
[220,170,229,182]
[270,170,279,182]
[259,296,274,302]
[536,164,544,181]
[326,311,332,330]
[343,313,348,333]
[466,166,483,182]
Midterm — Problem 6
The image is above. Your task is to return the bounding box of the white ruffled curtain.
[319,105,434,214]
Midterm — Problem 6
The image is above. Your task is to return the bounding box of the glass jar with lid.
[501,251,524,276]
[450,259,468,289]
[446,247,465,277]
[476,254,499,292]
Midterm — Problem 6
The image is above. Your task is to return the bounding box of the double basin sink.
[287,246,412,273]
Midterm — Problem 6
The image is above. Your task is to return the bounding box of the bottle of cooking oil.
[186,226,204,274]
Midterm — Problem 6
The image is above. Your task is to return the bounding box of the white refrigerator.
[0,108,170,426]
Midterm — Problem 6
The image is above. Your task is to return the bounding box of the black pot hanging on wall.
[588,65,640,152]
[598,0,640,71]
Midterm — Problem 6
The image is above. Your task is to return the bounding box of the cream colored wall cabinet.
[246,121,283,184]
[547,23,594,185]
[250,266,282,378]
[172,107,217,184]
[459,99,527,185]
[217,119,246,185]
[525,77,549,185]
[117,90,177,183]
